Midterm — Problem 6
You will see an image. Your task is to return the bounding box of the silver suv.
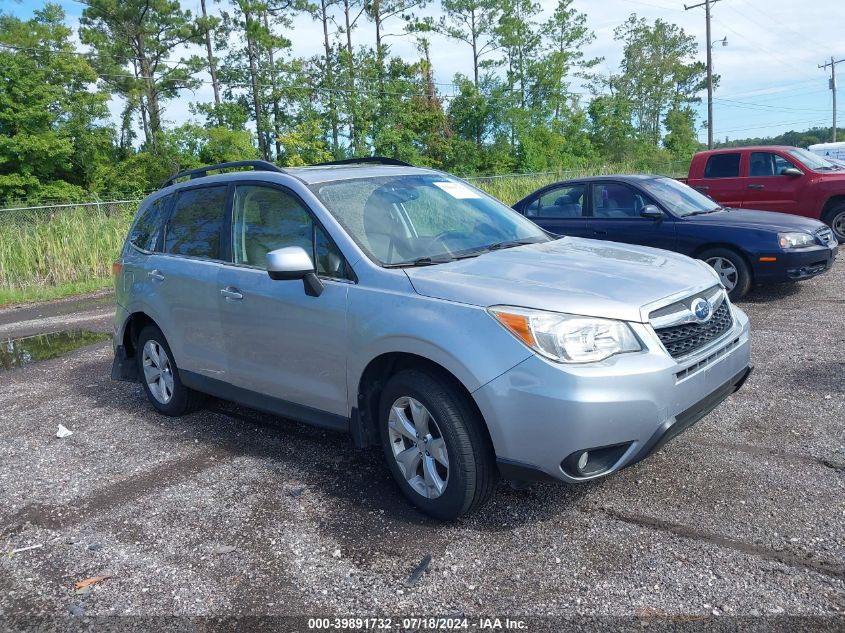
[112,159,752,519]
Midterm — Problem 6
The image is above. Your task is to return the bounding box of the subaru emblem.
[692,298,712,323]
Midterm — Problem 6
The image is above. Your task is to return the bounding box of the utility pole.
[685,0,721,149]
[819,56,844,142]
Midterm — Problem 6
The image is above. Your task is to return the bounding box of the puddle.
[1,330,111,370]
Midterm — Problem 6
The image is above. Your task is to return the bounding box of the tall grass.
[0,163,688,305]
[0,203,135,304]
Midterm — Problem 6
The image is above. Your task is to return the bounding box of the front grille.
[816,227,835,246]
[655,301,733,359]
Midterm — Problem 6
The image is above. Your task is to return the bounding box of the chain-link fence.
[0,199,140,300]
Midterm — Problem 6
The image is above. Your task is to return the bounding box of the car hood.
[404,237,718,323]
[683,208,825,232]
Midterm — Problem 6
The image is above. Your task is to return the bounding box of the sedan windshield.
[639,177,721,217]
[309,174,550,266]
[788,148,842,171]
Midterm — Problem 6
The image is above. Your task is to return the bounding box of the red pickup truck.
[684,146,845,242]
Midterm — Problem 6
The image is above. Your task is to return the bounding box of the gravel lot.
[0,263,843,628]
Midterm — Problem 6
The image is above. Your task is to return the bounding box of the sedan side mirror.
[781,167,803,177]
[266,246,324,297]
[640,204,664,219]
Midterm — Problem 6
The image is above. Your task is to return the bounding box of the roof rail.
[313,156,413,167]
[162,160,285,188]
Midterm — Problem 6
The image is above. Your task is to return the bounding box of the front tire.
[823,203,845,244]
[379,369,497,520]
[700,247,752,300]
[136,325,204,416]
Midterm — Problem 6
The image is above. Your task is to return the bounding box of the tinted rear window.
[164,186,228,259]
[704,153,741,178]
[128,195,170,251]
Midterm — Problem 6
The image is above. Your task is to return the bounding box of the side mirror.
[640,204,664,219]
[781,167,803,177]
[266,246,324,297]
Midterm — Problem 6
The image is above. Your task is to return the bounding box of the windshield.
[309,174,550,266]
[639,177,721,217]
[788,148,842,171]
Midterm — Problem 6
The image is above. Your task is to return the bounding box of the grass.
[0,163,687,306]
[0,203,134,306]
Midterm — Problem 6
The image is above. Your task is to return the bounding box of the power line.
[715,118,830,135]
[713,96,837,114]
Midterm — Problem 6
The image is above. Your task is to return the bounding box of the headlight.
[778,232,814,249]
[489,306,642,363]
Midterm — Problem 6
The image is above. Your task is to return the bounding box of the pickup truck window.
[704,153,741,178]
[787,148,840,172]
[749,152,796,177]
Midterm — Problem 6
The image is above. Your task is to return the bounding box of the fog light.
[577,451,589,472]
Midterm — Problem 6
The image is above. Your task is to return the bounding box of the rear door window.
[526,184,586,218]
[164,186,228,259]
[128,195,170,252]
[704,153,741,178]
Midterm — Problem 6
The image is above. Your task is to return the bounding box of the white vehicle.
[808,142,845,161]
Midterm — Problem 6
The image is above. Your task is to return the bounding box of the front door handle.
[220,287,244,301]
[593,230,607,236]
[148,269,165,281]
[747,184,765,189]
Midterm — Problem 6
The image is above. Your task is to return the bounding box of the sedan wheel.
[387,396,449,499]
[142,340,175,404]
[706,256,738,292]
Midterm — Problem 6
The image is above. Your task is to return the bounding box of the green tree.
[663,105,700,160]
[437,0,500,88]
[604,14,706,145]
[0,5,112,203]
[79,0,204,150]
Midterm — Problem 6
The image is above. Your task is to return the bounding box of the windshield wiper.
[384,255,455,268]
[689,207,723,215]
[475,238,543,253]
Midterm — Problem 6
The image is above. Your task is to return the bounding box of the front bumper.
[753,243,838,283]
[475,306,752,483]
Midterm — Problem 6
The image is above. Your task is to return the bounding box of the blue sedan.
[513,175,839,299]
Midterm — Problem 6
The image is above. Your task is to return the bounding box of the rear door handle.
[747,184,765,189]
[220,287,244,301]
[148,269,165,281]
[593,230,607,236]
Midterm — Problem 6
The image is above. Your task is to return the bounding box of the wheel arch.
[691,243,755,281]
[822,194,845,217]
[352,351,494,452]
[120,311,164,360]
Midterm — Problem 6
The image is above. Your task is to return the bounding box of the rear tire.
[699,247,752,300]
[379,369,497,520]
[136,325,204,416]
[822,203,845,244]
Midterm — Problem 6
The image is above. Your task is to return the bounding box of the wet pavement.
[0,290,113,339]
[0,264,843,624]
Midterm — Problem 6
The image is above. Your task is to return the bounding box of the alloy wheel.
[706,256,738,292]
[142,340,175,404]
[387,396,449,499]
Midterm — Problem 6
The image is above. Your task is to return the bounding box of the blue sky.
[4,0,843,144]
